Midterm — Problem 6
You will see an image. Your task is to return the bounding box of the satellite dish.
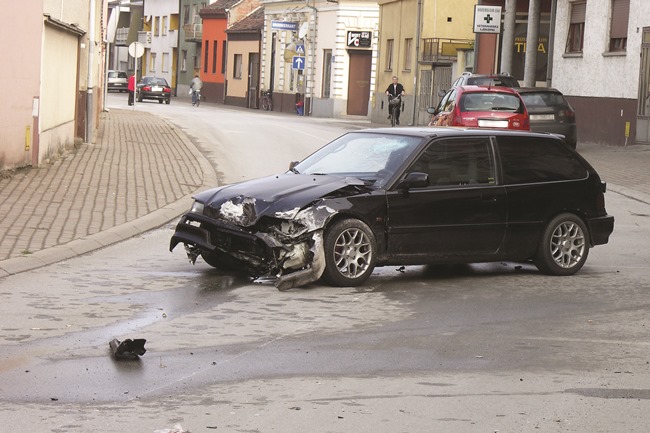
[298,22,308,39]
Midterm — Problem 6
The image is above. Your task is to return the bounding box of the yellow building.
[374,0,477,125]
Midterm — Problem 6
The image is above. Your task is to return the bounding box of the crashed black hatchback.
[170,127,614,290]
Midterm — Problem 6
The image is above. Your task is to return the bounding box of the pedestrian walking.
[128,74,136,106]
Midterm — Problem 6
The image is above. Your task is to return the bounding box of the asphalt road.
[0,94,648,433]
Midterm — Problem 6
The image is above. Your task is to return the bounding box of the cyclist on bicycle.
[385,76,405,125]
[190,75,203,106]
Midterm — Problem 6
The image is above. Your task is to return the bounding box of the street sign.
[292,56,305,70]
[295,44,305,55]
[474,5,502,34]
[128,41,144,58]
[271,21,298,31]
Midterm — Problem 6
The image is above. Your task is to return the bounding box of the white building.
[141,0,180,90]
[552,0,649,146]
[260,0,379,118]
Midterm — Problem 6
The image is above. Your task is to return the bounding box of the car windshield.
[461,92,522,112]
[292,132,423,188]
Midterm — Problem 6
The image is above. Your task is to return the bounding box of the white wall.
[553,0,649,99]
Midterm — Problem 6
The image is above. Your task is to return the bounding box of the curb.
[0,113,218,278]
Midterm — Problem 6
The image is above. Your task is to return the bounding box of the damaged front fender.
[170,200,338,290]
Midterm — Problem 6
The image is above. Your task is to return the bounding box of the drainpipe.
[411,0,422,126]
[305,0,317,116]
[86,0,96,143]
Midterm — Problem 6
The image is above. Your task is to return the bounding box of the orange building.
[199,0,240,103]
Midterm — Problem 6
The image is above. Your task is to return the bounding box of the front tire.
[321,219,376,287]
[534,213,589,276]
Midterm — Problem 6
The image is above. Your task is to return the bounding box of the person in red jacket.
[127,74,136,106]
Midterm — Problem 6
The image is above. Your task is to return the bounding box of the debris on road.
[109,338,147,359]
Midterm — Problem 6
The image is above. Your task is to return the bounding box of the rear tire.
[321,219,376,287]
[534,213,590,276]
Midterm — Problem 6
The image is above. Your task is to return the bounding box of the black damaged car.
[170,127,614,290]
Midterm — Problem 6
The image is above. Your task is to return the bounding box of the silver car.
[107,70,128,93]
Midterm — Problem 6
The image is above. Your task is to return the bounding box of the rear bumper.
[588,214,615,246]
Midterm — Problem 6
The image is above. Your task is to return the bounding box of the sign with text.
[271,21,298,31]
[474,5,502,34]
[347,31,372,48]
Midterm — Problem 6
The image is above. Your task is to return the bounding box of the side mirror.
[289,161,299,171]
[426,107,437,115]
[396,172,429,190]
[437,89,447,98]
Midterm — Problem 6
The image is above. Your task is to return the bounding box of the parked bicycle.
[261,89,273,111]
[388,94,402,127]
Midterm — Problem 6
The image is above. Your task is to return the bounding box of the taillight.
[559,108,576,121]
[164,87,171,93]
[453,107,463,125]
[143,85,151,91]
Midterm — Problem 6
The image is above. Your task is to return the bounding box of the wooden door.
[347,50,371,115]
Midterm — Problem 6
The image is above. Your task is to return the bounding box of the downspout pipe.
[305,0,317,116]
[411,0,422,126]
[86,0,96,143]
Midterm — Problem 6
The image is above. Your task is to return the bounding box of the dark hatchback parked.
[170,128,614,290]
[517,87,578,149]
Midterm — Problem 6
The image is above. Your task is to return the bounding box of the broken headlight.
[190,201,205,214]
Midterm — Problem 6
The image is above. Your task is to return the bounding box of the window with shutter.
[609,0,630,52]
[566,1,586,53]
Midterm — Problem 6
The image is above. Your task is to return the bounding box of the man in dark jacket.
[385,76,405,124]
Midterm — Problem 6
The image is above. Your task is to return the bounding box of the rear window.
[497,136,588,184]
[467,77,520,87]
[460,92,523,113]
[520,92,567,109]
[117,72,128,78]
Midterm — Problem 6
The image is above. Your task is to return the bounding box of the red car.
[428,85,530,130]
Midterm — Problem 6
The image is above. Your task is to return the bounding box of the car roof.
[355,126,563,140]
[516,87,563,94]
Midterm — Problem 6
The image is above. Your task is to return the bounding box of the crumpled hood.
[193,173,368,226]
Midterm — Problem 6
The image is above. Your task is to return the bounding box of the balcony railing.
[183,23,202,42]
[421,38,474,63]
[115,27,129,45]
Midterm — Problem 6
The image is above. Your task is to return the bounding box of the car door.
[386,136,507,259]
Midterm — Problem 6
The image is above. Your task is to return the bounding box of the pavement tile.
[0,109,217,275]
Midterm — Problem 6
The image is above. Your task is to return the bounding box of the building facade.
[0,0,106,171]
[178,0,208,96]
[141,0,180,91]
[373,0,478,125]
[552,0,646,146]
[260,0,380,118]
[225,7,264,108]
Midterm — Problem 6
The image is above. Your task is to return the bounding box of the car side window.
[442,89,457,112]
[408,138,495,187]
[497,137,588,184]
